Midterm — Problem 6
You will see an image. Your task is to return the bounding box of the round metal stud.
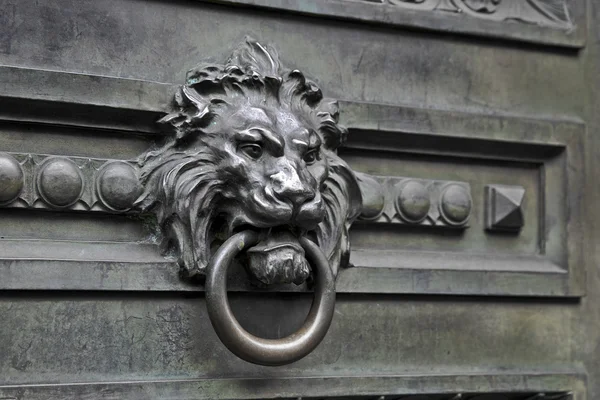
[395,180,430,224]
[357,173,385,221]
[97,161,142,211]
[0,153,24,205]
[37,157,84,208]
[439,183,472,226]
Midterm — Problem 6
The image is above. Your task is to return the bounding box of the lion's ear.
[227,37,281,77]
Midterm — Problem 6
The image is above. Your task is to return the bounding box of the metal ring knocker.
[205,230,336,366]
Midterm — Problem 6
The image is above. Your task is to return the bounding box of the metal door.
[0,0,597,399]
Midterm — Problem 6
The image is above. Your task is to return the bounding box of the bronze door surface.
[0,0,598,399]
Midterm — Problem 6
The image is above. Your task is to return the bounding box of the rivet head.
[97,161,142,211]
[395,180,430,223]
[0,153,24,204]
[38,158,83,208]
[357,173,385,220]
[440,183,472,225]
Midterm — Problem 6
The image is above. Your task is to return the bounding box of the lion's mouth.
[234,226,314,286]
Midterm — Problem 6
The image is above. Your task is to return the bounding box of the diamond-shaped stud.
[485,184,525,232]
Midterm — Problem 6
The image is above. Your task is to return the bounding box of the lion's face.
[136,38,362,286]
[212,103,327,231]
[194,102,330,284]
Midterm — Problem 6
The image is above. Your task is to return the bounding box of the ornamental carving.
[383,0,572,28]
[0,152,141,212]
[135,39,362,287]
[132,39,363,365]
[356,173,472,228]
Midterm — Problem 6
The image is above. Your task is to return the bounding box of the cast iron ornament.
[135,38,362,365]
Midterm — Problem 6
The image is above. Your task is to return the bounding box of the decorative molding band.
[0,373,581,400]
[0,152,474,230]
[205,0,585,48]
[357,173,472,228]
[373,0,573,29]
[0,152,140,213]
[0,66,585,298]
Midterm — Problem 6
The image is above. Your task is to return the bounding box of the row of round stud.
[0,153,141,211]
[359,176,472,226]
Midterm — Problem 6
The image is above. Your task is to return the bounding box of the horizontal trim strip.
[351,249,565,273]
[0,66,173,133]
[0,256,572,296]
[0,373,582,400]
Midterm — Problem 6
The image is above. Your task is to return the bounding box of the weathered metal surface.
[579,4,600,399]
[0,1,586,116]
[0,296,580,382]
[0,374,581,399]
[0,0,597,398]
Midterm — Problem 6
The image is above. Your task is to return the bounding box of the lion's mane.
[135,38,362,280]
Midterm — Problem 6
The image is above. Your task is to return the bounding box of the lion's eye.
[303,149,319,165]
[239,144,263,159]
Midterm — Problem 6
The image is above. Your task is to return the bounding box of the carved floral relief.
[381,0,572,28]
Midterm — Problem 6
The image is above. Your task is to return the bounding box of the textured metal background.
[0,0,596,398]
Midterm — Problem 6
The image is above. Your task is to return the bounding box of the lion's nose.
[270,166,315,207]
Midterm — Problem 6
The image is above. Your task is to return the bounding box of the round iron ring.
[205,230,336,366]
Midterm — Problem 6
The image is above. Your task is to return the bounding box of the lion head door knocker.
[135,39,362,365]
